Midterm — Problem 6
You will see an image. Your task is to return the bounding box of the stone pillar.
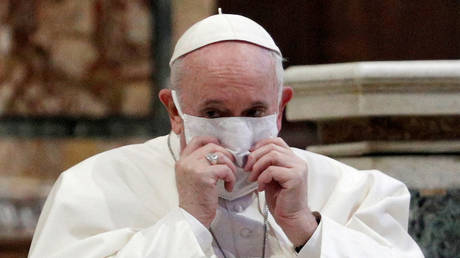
[285,60,460,257]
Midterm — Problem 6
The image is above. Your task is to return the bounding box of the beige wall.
[0,0,153,118]
[172,0,216,46]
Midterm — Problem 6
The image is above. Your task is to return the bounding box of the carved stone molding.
[307,140,460,157]
[337,155,460,190]
[285,60,460,121]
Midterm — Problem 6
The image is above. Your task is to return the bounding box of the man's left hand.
[244,137,318,247]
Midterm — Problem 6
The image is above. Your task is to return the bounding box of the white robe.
[29,134,424,258]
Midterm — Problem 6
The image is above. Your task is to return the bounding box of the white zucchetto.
[169,10,281,66]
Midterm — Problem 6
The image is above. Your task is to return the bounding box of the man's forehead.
[181,41,274,66]
[179,45,278,105]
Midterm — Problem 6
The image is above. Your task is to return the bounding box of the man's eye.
[205,110,221,118]
[245,109,265,117]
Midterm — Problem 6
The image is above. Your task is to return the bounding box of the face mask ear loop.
[171,90,185,119]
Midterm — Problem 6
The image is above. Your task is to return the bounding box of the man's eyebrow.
[202,100,224,106]
[250,101,268,107]
[200,100,268,107]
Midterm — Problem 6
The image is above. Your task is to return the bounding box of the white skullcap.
[169,10,281,66]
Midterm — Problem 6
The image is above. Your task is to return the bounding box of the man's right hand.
[175,136,237,228]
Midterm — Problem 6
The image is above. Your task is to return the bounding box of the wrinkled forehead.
[170,42,279,114]
[181,41,276,70]
[176,41,278,98]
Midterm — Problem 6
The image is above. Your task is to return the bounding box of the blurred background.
[0,0,459,257]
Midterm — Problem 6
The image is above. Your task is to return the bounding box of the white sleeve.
[297,170,423,256]
[115,207,215,258]
[31,207,215,258]
[291,150,424,258]
[29,163,216,258]
[179,208,215,254]
[296,217,322,257]
[297,215,423,258]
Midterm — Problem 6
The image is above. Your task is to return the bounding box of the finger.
[249,150,292,182]
[248,150,282,182]
[204,151,237,175]
[198,143,236,164]
[251,137,289,152]
[245,143,290,171]
[257,166,291,192]
[208,165,236,192]
[181,136,220,157]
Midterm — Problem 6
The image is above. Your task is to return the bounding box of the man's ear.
[277,86,293,131]
[159,89,183,134]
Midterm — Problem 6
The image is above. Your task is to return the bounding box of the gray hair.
[170,49,284,104]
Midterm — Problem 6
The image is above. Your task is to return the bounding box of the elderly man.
[29,12,423,258]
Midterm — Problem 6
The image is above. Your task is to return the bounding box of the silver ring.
[205,152,219,165]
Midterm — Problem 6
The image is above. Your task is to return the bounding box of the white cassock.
[29,133,424,258]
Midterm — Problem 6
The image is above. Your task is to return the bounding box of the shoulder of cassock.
[292,147,410,229]
[30,136,179,255]
[30,134,415,257]
[52,135,179,220]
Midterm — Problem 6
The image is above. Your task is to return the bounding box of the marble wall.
[409,190,460,258]
[0,0,153,118]
[0,0,155,256]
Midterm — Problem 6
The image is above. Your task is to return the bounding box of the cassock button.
[240,227,252,238]
[234,204,244,213]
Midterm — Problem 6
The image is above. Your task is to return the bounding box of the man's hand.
[244,137,318,247]
[175,136,237,228]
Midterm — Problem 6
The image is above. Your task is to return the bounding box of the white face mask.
[171,90,279,200]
